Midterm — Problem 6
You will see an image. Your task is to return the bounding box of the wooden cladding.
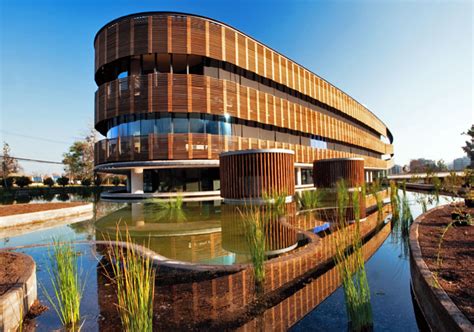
[95,13,389,137]
[95,73,392,155]
[95,133,391,169]
[219,149,295,200]
[313,158,365,188]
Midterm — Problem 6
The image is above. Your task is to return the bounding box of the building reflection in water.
[95,204,393,330]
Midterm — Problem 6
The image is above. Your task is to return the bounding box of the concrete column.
[131,168,144,194]
[296,167,302,186]
[131,203,145,227]
[368,171,373,183]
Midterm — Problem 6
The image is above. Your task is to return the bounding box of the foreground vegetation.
[42,239,85,330]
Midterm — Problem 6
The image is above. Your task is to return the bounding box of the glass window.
[173,114,188,133]
[129,119,140,136]
[142,54,155,74]
[118,122,129,137]
[141,119,154,136]
[219,116,232,136]
[172,54,187,74]
[157,54,170,73]
[189,114,205,133]
[204,114,219,135]
[156,115,172,134]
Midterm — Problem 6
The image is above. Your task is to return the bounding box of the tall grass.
[240,207,266,294]
[334,189,373,331]
[337,180,349,225]
[431,177,441,201]
[105,228,155,332]
[42,239,84,329]
[298,189,323,210]
[262,190,287,215]
[389,181,400,221]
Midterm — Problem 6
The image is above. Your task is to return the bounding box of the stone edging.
[0,252,37,332]
[409,204,473,332]
[0,203,93,229]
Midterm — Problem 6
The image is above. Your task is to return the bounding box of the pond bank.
[410,204,473,331]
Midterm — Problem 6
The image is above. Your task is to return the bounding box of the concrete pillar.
[131,203,145,227]
[131,168,144,194]
[296,167,302,186]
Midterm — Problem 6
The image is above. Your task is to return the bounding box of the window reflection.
[103,112,330,151]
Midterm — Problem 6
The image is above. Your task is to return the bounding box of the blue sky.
[1,0,472,174]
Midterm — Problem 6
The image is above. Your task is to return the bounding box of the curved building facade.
[93,12,394,197]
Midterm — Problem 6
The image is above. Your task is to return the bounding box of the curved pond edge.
[409,204,473,332]
[0,252,37,332]
[0,203,93,230]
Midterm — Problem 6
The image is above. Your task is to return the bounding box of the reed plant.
[298,189,323,210]
[262,190,287,216]
[42,239,84,329]
[334,189,373,331]
[432,177,441,201]
[389,181,400,221]
[105,228,155,332]
[240,207,266,293]
[337,180,349,225]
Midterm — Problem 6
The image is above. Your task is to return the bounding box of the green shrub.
[81,178,92,187]
[43,177,55,187]
[57,176,70,187]
[298,189,323,210]
[15,176,32,188]
[112,176,121,186]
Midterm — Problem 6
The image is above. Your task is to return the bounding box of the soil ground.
[0,251,32,295]
[417,204,474,322]
[0,202,87,217]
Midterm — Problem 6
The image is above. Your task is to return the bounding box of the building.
[93,12,394,198]
[452,157,470,171]
[389,164,403,175]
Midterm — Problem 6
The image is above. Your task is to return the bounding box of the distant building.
[409,158,436,173]
[453,157,470,171]
[389,164,403,175]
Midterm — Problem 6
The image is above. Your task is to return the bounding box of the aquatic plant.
[431,176,441,201]
[334,190,373,331]
[389,181,400,221]
[105,228,155,332]
[149,195,183,210]
[240,207,266,294]
[262,190,287,215]
[149,195,186,222]
[298,189,322,210]
[336,180,349,225]
[42,239,84,329]
[370,183,383,220]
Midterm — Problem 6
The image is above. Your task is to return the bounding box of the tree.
[43,177,55,187]
[462,124,474,169]
[1,142,21,188]
[15,176,32,188]
[62,129,97,182]
[111,176,121,186]
[436,159,448,172]
[57,176,70,187]
[81,178,92,186]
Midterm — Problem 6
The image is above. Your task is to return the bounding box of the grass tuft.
[298,189,323,210]
[105,227,155,332]
[240,207,267,294]
[42,239,84,329]
[334,189,373,331]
